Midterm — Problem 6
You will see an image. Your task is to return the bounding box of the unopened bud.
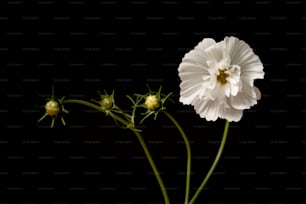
[145,95,160,111]
[100,96,113,110]
[45,100,60,118]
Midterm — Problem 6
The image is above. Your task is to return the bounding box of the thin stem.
[109,111,170,204]
[64,99,102,112]
[188,120,230,204]
[163,110,191,204]
[63,99,170,204]
[131,127,170,204]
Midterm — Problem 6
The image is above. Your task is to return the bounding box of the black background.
[0,0,305,203]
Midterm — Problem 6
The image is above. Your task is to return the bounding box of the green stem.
[107,112,170,204]
[163,111,191,204]
[131,127,170,204]
[64,99,102,112]
[188,120,230,204]
[63,99,170,204]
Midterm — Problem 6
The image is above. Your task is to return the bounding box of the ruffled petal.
[230,83,261,110]
[207,82,227,102]
[179,78,203,105]
[194,99,220,121]
[254,86,261,100]
[182,38,216,68]
[224,36,253,65]
[194,38,216,53]
[219,103,243,122]
[240,56,264,85]
[178,58,212,105]
[241,64,265,86]
[183,50,209,68]
[205,41,225,64]
[224,36,264,84]
[194,99,243,122]
[178,62,210,80]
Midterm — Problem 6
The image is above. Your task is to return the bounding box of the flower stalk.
[188,120,230,204]
[62,98,170,204]
[163,110,191,204]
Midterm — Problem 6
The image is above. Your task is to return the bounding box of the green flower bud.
[145,95,160,111]
[100,96,113,110]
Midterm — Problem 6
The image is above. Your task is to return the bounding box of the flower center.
[216,69,229,85]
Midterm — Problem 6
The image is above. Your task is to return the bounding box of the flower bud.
[45,100,60,118]
[145,95,160,111]
[100,96,113,110]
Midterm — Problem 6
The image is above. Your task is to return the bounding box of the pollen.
[217,69,229,85]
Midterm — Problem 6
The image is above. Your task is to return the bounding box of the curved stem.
[107,112,170,204]
[131,128,170,204]
[188,120,230,204]
[64,99,102,111]
[163,111,191,204]
[63,99,170,204]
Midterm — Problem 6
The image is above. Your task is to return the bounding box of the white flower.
[178,36,264,122]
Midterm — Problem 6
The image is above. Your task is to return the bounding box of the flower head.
[37,88,68,128]
[97,91,115,111]
[178,36,264,122]
[145,95,160,111]
[126,86,173,124]
[45,99,61,118]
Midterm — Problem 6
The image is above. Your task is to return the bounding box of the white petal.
[244,83,260,98]
[224,84,231,97]
[240,55,263,70]
[205,41,226,63]
[219,104,243,122]
[230,83,239,96]
[198,81,215,101]
[194,99,220,121]
[239,53,262,71]
[230,83,260,110]
[227,66,242,97]
[208,82,227,102]
[179,79,203,105]
[178,59,212,105]
[194,38,216,52]
[194,98,243,122]
[241,65,265,86]
[178,62,210,79]
[225,36,263,70]
[241,58,264,81]
[183,38,216,67]
[224,36,264,85]
[224,36,253,65]
[180,94,200,105]
[180,77,203,89]
[183,50,209,67]
[254,86,261,100]
[230,92,256,110]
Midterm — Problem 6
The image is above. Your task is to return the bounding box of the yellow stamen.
[217,69,229,84]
